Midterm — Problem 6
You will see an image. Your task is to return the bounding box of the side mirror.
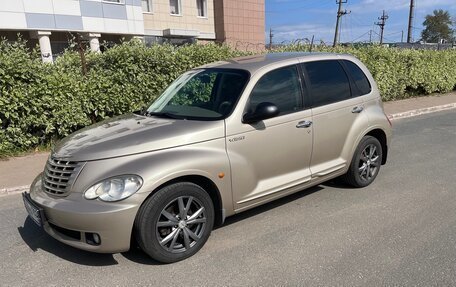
[242,102,279,124]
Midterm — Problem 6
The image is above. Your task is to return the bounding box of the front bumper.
[28,174,143,253]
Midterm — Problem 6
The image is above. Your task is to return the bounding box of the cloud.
[354,0,456,13]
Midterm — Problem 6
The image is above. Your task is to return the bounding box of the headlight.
[84,175,143,202]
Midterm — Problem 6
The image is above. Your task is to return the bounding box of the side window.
[248,65,302,116]
[343,60,372,96]
[303,60,351,107]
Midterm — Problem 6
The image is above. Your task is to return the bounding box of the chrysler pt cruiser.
[23,53,392,263]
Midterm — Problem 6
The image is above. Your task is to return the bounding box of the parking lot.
[1,109,456,286]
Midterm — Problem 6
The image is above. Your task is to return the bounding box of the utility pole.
[375,10,388,45]
[333,0,350,47]
[269,28,274,50]
[407,0,414,43]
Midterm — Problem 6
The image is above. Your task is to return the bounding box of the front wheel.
[342,136,382,188]
[134,182,214,263]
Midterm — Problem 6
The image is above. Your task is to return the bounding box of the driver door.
[226,65,313,211]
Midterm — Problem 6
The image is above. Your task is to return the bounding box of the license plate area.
[22,192,46,227]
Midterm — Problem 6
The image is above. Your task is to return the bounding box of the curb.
[388,103,456,120]
[0,185,30,197]
[1,102,456,197]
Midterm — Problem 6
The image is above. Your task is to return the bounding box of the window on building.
[141,0,152,12]
[197,0,207,17]
[302,60,351,107]
[170,0,181,15]
[248,66,303,116]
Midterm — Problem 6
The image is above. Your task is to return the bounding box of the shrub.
[0,39,455,155]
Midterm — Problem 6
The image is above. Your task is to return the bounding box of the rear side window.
[248,65,302,115]
[302,60,351,107]
[343,60,371,96]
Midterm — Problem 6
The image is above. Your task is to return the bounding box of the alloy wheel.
[358,143,380,181]
[156,196,207,253]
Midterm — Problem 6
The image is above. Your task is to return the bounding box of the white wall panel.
[0,12,27,29]
[104,19,128,33]
[23,0,53,14]
[0,0,25,13]
[52,0,81,16]
[82,16,105,32]
[132,6,143,21]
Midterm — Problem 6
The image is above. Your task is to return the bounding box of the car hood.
[53,113,225,161]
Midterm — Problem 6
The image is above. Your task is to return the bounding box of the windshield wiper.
[144,111,185,119]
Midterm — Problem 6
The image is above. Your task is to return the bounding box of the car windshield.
[146,69,249,120]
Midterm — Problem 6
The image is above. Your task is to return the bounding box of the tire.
[342,136,383,188]
[134,182,214,263]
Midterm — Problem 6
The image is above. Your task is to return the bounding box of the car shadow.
[18,217,119,266]
[18,184,330,266]
[321,178,356,190]
[220,185,324,228]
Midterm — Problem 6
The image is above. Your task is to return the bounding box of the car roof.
[198,52,354,74]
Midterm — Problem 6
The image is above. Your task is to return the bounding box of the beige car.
[23,53,392,263]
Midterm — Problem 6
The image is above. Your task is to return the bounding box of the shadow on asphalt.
[219,184,324,228]
[119,184,326,265]
[17,183,333,266]
[18,217,119,266]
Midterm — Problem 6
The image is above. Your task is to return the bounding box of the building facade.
[0,0,144,62]
[142,0,216,44]
[214,0,265,51]
[0,0,265,62]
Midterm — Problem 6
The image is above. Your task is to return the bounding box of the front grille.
[42,157,83,196]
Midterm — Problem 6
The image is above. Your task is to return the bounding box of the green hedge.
[275,44,456,101]
[0,39,455,156]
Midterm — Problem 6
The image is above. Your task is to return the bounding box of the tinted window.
[303,60,351,107]
[248,66,302,116]
[343,60,371,96]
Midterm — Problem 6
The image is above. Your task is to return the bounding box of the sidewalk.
[1,92,456,195]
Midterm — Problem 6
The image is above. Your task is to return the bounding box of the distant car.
[23,53,392,263]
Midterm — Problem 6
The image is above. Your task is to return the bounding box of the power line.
[333,0,351,47]
[350,30,370,43]
[407,0,415,43]
[269,28,274,49]
[375,10,388,45]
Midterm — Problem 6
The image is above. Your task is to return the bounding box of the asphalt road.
[1,110,456,286]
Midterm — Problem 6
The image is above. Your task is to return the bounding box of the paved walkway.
[1,92,456,193]
[384,92,456,119]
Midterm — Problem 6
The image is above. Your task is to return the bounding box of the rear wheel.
[342,136,382,188]
[134,182,214,263]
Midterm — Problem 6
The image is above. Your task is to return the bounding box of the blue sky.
[266,0,456,44]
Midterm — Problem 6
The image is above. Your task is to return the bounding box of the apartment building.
[214,0,265,50]
[0,0,144,62]
[0,0,265,62]
[141,0,216,44]
[140,0,265,48]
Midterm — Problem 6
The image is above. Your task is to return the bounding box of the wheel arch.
[365,128,388,164]
[138,175,225,227]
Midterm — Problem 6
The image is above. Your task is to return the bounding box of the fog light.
[86,232,101,246]
[93,234,100,244]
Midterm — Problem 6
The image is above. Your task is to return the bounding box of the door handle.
[352,106,364,113]
[296,120,312,128]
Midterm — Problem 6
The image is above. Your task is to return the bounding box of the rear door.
[301,60,368,178]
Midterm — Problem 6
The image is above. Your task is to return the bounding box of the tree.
[421,9,453,43]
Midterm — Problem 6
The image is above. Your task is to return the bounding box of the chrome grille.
[42,157,83,196]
